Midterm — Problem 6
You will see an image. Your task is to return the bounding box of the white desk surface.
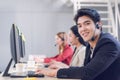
[0,63,79,80]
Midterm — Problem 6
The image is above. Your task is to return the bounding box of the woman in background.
[69,25,86,66]
[48,25,86,68]
[35,25,87,76]
[34,32,73,65]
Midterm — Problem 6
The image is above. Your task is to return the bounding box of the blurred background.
[0,0,119,71]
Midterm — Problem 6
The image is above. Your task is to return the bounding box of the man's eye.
[85,22,90,25]
[77,25,81,28]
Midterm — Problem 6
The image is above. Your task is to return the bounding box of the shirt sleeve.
[44,47,73,63]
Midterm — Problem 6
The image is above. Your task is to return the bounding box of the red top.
[44,44,73,65]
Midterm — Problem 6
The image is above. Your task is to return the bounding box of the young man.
[36,8,120,80]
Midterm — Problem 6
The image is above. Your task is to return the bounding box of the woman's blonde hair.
[56,32,68,53]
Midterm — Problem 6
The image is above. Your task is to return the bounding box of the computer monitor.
[10,24,21,64]
[3,24,24,76]
[19,33,26,58]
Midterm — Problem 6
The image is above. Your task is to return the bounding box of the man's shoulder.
[101,32,113,38]
[99,32,120,47]
[99,32,117,42]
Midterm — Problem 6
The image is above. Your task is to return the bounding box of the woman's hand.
[48,60,69,69]
[34,57,44,63]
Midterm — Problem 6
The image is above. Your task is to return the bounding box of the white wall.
[0,0,74,71]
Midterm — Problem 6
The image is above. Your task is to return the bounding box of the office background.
[0,0,74,71]
[0,0,119,72]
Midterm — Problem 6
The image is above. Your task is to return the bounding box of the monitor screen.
[3,24,25,76]
[19,33,26,58]
[10,24,21,64]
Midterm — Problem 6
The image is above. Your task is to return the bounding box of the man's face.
[77,16,96,42]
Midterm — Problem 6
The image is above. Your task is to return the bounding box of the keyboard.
[10,71,44,78]
[10,72,27,78]
[44,64,49,68]
[27,71,44,77]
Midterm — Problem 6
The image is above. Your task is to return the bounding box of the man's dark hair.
[74,8,101,24]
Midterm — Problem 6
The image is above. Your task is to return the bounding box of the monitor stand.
[3,58,13,76]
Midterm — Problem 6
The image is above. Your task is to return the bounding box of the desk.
[0,76,79,80]
[1,63,79,80]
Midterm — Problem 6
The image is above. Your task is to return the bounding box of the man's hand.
[35,68,59,77]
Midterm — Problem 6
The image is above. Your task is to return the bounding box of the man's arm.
[57,38,119,80]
